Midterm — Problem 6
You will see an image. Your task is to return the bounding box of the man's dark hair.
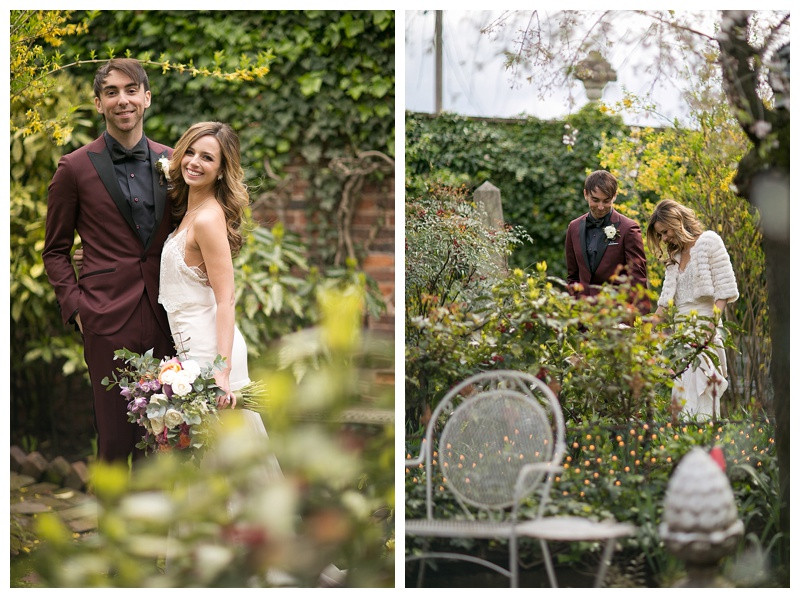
[584,170,618,199]
[93,58,150,98]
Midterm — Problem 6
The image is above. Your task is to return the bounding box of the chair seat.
[516,516,636,542]
[407,516,635,543]
[406,518,515,539]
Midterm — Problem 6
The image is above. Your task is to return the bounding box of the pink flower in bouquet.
[130,396,149,413]
[158,359,182,384]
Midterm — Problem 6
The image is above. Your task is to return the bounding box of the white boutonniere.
[156,156,171,181]
[604,225,619,241]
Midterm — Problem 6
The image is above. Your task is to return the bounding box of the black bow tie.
[111,143,148,163]
[586,216,605,229]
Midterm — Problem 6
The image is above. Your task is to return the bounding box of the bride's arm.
[194,209,237,408]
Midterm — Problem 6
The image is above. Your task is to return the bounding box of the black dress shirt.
[104,132,155,245]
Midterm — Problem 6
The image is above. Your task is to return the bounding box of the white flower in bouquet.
[150,393,168,404]
[181,359,202,382]
[150,415,166,436]
[171,370,194,396]
[164,408,184,429]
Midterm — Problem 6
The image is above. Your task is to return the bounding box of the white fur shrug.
[657,230,739,308]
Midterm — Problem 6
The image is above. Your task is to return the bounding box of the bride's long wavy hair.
[167,121,249,257]
[645,199,705,265]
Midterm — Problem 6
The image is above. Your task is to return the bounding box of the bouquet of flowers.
[101,348,258,455]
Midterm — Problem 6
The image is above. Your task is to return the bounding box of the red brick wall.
[254,167,395,337]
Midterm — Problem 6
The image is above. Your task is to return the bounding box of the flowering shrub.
[407,262,737,429]
[405,183,530,428]
[405,183,530,318]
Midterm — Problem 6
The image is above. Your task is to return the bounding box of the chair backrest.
[422,370,566,516]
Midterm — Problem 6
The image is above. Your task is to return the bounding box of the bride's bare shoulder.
[192,202,225,231]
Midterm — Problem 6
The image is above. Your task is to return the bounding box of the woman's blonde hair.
[646,199,705,265]
[168,121,249,256]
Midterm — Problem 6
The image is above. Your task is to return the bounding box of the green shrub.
[406,262,736,429]
[235,220,385,356]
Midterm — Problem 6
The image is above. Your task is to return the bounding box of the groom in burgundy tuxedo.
[43,58,175,463]
[564,170,650,313]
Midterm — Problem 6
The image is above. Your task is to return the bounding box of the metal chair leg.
[540,539,558,588]
[593,538,617,588]
[510,535,519,587]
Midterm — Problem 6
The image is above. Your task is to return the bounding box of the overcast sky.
[404,10,717,127]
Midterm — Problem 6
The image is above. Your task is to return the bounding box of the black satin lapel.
[88,150,139,238]
[145,149,169,251]
[579,218,590,271]
[595,232,610,268]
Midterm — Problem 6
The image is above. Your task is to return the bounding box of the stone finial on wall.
[474,181,504,229]
[659,447,744,587]
[574,50,617,101]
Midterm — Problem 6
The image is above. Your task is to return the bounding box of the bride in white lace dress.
[158,121,280,474]
[647,199,739,421]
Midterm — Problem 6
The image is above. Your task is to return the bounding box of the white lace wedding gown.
[158,227,282,478]
[671,259,728,421]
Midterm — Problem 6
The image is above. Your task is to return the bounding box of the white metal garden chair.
[405,370,635,588]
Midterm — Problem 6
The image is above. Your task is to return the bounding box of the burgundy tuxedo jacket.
[564,208,649,307]
[43,135,174,338]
